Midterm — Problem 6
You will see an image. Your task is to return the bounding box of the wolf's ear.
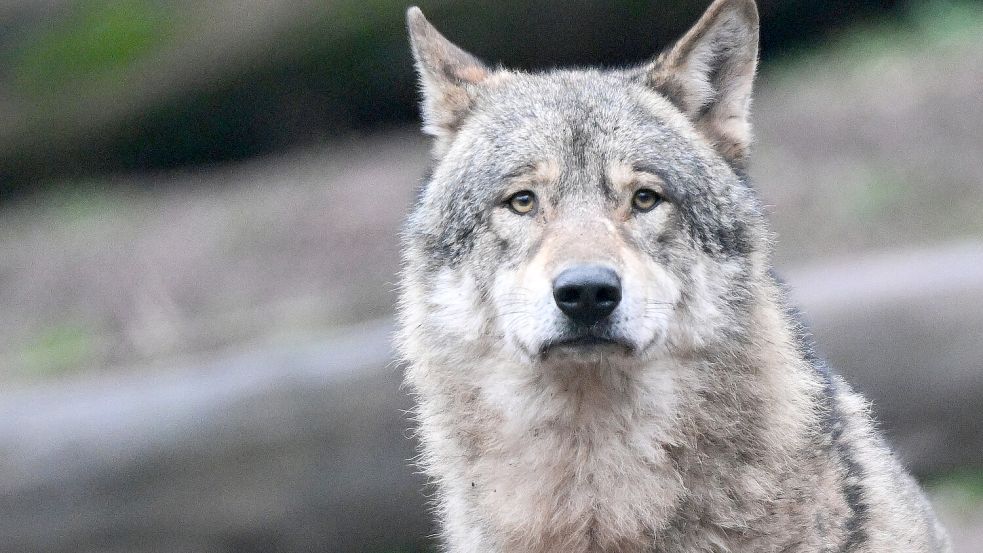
[645,0,759,168]
[407,7,491,147]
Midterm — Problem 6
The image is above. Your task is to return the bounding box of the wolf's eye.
[506,191,537,215]
[632,189,662,212]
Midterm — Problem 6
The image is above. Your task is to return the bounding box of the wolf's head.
[400,0,770,371]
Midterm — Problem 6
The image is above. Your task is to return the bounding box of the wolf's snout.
[552,266,622,326]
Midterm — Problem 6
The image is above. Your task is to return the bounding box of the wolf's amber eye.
[632,189,662,212]
[507,191,537,215]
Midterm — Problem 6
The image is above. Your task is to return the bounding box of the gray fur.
[398,1,951,551]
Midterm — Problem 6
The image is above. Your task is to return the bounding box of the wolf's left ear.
[407,7,492,150]
[645,0,759,168]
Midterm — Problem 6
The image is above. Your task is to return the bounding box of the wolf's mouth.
[540,333,634,357]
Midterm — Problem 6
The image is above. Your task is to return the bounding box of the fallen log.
[0,320,431,553]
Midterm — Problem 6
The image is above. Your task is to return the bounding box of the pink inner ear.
[456,65,490,84]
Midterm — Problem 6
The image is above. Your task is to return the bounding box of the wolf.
[396,0,951,551]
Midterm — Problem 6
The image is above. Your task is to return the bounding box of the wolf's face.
[402,0,767,369]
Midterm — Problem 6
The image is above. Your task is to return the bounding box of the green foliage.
[19,324,95,377]
[846,169,914,219]
[909,0,983,43]
[766,0,983,77]
[929,468,983,498]
[10,0,177,94]
[41,181,119,222]
[926,467,983,515]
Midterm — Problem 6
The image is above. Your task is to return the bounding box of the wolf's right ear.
[407,7,491,151]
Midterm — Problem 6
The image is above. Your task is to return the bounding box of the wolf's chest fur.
[462,364,686,552]
[409,321,847,553]
[399,0,950,551]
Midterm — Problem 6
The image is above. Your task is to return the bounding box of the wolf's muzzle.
[552,265,622,326]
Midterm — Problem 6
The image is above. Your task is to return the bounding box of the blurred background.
[0,0,981,551]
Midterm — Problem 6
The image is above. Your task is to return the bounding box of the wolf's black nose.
[553,266,622,326]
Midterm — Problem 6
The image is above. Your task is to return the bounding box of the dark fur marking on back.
[830,396,871,552]
[772,270,870,551]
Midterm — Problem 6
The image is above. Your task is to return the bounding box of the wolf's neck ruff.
[404,284,824,552]
[398,0,950,551]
